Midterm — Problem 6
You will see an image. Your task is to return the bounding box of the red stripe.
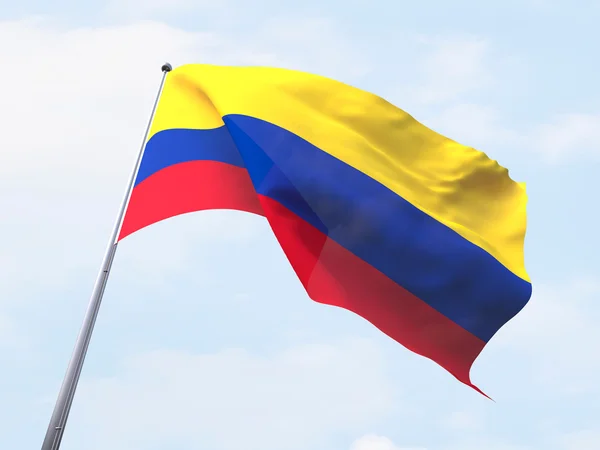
[119,161,263,240]
[258,195,488,395]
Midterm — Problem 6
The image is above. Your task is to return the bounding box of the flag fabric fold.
[119,64,531,394]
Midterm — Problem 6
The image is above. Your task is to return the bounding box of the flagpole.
[40,62,172,450]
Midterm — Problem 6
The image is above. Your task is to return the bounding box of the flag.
[119,64,531,395]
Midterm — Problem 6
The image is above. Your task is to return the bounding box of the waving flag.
[119,64,531,394]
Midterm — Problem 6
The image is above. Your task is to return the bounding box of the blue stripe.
[136,116,532,341]
[135,127,245,186]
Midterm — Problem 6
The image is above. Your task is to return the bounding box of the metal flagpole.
[40,62,172,450]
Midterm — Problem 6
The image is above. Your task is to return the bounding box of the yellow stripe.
[149,64,529,282]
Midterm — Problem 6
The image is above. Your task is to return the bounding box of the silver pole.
[40,62,173,450]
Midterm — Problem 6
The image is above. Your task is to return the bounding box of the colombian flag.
[119,64,531,394]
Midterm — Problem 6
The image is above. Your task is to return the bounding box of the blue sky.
[1,0,599,449]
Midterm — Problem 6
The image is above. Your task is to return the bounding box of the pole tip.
[161,62,172,73]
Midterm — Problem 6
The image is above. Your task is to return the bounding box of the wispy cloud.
[530,113,600,163]
[64,339,394,450]
[351,434,426,450]
[410,35,492,105]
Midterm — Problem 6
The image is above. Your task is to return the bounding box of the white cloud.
[441,411,481,432]
[493,276,600,394]
[530,113,600,163]
[0,313,19,348]
[417,103,600,166]
[238,16,371,81]
[60,338,394,450]
[0,19,224,302]
[411,35,492,105]
[105,0,224,17]
[398,34,599,165]
[0,18,217,187]
[348,434,532,450]
[421,103,518,151]
[350,435,425,450]
[561,429,600,450]
[443,441,531,450]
